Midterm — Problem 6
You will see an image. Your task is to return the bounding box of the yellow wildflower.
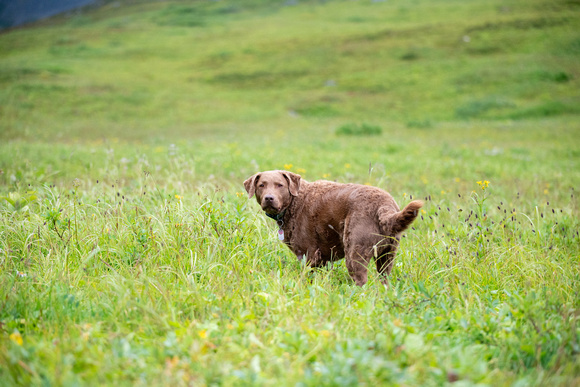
[10,331,23,346]
[476,180,490,190]
[284,163,293,170]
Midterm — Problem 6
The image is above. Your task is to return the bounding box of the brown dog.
[244,170,423,286]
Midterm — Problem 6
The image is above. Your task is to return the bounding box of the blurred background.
[1,0,578,138]
[0,0,578,189]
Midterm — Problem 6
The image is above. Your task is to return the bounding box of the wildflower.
[476,180,490,190]
[455,177,461,182]
[16,270,26,277]
[9,331,23,346]
[322,173,331,179]
[344,163,351,169]
[236,192,245,198]
[296,168,306,174]
[284,163,293,170]
[175,194,182,200]
[198,330,207,339]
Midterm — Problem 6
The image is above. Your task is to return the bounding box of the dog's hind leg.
[375,234,400,278]
[343,219,379,286]
[375,244,399,286]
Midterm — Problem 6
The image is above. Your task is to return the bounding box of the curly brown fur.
[244,170,423,286]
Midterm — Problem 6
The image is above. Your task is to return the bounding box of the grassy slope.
[1,0,579,141]
[0,0,579,385]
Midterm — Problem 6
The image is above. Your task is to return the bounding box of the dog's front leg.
[305,248,324,267]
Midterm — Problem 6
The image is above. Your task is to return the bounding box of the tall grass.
[1,122,579,385]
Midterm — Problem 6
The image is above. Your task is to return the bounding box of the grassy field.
[1,0,579,385]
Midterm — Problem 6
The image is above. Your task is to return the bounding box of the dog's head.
[243,170,301,216]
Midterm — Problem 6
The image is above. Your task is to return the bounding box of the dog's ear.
[282,171,301,197]
[243,173,260,198]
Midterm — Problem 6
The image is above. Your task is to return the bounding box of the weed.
[0,191,37,212]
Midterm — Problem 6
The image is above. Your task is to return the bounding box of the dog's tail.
[379,200,423,235]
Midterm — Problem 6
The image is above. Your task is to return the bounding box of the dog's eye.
[258,183,265,188]
[276,184,283,188]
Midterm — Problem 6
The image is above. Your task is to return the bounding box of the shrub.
[335,123,382,136]
[455,97,516,119]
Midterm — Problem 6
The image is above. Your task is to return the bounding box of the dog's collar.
[265,209,286,223]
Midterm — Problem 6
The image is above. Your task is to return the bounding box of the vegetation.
[335,123,382,136]
[0,0,579,385]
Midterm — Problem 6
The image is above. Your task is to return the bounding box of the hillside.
[0,0,578,142]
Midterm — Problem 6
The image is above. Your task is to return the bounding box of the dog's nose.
[264,194,275,203]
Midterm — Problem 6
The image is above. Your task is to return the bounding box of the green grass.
[1,0,579,385]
